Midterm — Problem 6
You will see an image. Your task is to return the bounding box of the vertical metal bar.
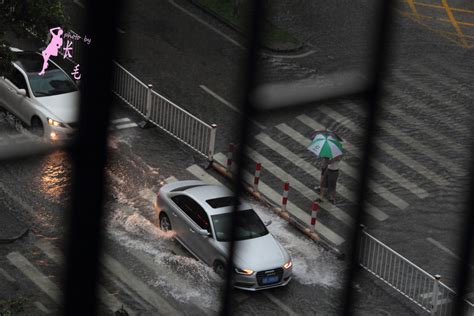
[208,124,217,161]
[342,0,395,313]
[62,0,121,315]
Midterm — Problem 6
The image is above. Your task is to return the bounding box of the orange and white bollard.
[226,143,235,172]
[281,182,289,211]
[310,200,319,232]
[253,163,262,192]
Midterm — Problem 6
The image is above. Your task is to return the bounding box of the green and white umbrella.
[307,134,343,159]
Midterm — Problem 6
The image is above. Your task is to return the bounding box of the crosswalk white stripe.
[385,82,468,135]
[267,128,392,219]
[319,106,449,187]
[186,164,223,186]
[296,115,429,199]
[342,102,465,176]
[0,267,15,282]
[245,147,355,227]
[115,122,138,130]
[34,301,51,314]
[381,89,464,151]
[165,176,178,183]
[111,118,131,124]
[35,240,137,315]
[103,254,180,315]
[410,64,472,99]
[7,251,61,303]
[214,152,345,245]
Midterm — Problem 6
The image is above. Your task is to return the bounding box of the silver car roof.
[171,181,251,216]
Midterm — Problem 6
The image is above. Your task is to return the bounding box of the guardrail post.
[207,124,217,163]
[139,84,153,129]
[431,274,441,315]
[253,163,262,192]
[310,200,318,232]
[281,182,289,211]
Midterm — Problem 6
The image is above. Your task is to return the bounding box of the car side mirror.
[17,89,27,97]
[198,229,210,237]
[264,220,272,226]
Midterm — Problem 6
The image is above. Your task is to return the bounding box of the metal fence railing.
[111,61,217,161]
[358,226,474,315]
[55,29,218,160]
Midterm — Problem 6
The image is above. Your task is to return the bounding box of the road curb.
[0,226,29,244]
[187,0,307,54]
[211,161,345,260]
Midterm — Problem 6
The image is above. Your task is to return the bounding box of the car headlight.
[47,118,65,127]
[234,268,255,275]
[283,260,293,270]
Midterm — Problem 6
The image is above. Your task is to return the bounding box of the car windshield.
[27,69,77,97]
[211,209,268,242]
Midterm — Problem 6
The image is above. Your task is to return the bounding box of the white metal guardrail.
[111,62,217,160]
[58,30,217,160]
[358,226,474,315]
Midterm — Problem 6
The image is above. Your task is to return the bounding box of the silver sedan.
[156,180,293,291]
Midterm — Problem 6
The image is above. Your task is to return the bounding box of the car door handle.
[172,212,178,217]
[189,228,195,233]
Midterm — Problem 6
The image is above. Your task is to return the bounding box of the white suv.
[0,49,79,140]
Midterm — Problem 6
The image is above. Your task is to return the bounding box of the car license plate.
[262,275,279,285]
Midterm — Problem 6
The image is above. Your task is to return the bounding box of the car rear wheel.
[159,213,172,232]
[213,261,226,279]
[31,117,44,137]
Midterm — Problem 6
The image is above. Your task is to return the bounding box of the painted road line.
[165,176,178,183]
[106,270,151,311]
[342,101,465,176]
[199,85,266,129]
[385,83,468,135]
[0,267,15,282]
[411,64,472,99]
[103,254,180,315]
[426,237,474,270]
[264,292,298,316]
[263,50,316,60]
[214,152,345,245]
[383,89,464,151]
[34,301,51,314]
[187,164,223,186]
[115,122,138,130]
[7,252,61,303]
[271,126,407,211]
[35,240,137,315]
[73,0,84,8]
[393,70,467,122]
[245,148,355,227]
[116,28,126,34]
[112,118,131,124]
[265,128,390,219]
[168,0,244,49]
[255,132,390,218]
[320,106,449,187]
[296,115,429,199]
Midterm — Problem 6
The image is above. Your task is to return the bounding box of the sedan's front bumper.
[233,266,293,291]
[46,125,76,141]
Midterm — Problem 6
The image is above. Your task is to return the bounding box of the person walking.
[320,154,342,204]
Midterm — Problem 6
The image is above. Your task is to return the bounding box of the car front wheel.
[213,261,226,279]
[159,212,172,232]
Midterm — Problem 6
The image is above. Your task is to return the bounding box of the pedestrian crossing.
[2,239,179,315]
[110,117,139,130]
[179,61,469,248]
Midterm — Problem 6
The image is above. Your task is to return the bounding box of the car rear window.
[206,196,239,208]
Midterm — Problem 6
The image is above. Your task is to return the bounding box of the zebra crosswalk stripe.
[35,240,137,315]
[319,106,449,187]
[255,132,390,219]
[213,153,345,245]
[7,252,61,303]
[294,116,429,199]
[186,164,223,186]
[270,126,406,212]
